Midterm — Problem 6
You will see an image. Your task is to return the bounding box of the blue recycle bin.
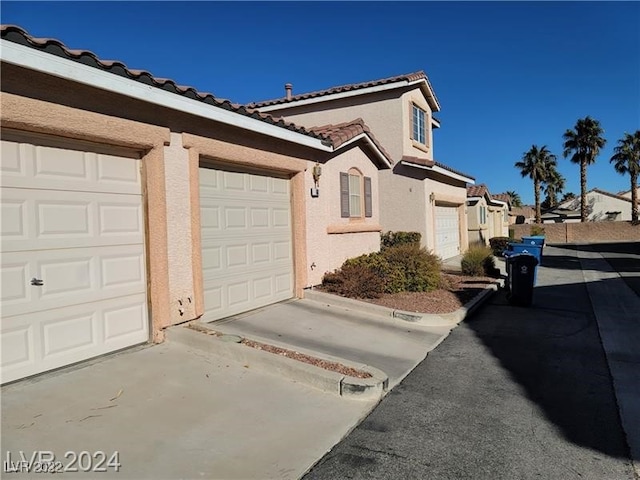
[521,235,545,248]
[504,242,542,284]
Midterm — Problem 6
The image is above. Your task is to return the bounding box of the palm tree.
[515,145,557,223]
[506,190,523,208]
[543,167,566,207]
[610,130,640,224]
[562,116,606,222]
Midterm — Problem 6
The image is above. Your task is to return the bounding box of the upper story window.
[340,170,372,219]
[412,104,427,145]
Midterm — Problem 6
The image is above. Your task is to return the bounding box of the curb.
[166,324,388,401]
[303,282,499,327]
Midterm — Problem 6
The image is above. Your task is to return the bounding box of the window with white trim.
[412,104,426,145]
[340,170,372,219]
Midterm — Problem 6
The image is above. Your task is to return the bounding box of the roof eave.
[0,39,332,152]
[257,77,440,113]
[337,133,392,169]
[400,160,475,184]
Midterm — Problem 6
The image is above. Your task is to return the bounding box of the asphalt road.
[304,246,635,480]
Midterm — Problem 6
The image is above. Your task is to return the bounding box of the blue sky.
[3,1,639,204]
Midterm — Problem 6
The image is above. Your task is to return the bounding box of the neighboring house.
[619,187,639,200]
[541,208,581,223]
[0,25,391,383]
[248,72,475,260]
[466,185,509,245]
[553,188,633,222]
[510,206,536,224]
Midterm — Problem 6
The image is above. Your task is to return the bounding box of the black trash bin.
[506,253,538,306]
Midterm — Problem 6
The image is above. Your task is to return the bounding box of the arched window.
[340,168,372,219]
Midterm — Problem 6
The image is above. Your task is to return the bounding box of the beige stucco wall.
[467,198,488,245]
[265,88,409,162]
[511,222,640,243]
[163,133,196,324]
[379,167,428,243]
[305,146,383,286]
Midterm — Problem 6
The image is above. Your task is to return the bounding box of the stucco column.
[163,132,196,325]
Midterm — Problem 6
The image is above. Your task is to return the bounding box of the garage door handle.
[31,278,44,286]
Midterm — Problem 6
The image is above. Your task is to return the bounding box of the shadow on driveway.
[466,244,638,460]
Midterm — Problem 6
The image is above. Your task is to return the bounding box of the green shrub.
[382,243,442,293]
[322,263,385,298]
[322,242,442,298]
[489,237,510,256]
[530,225,545,236]
[461,245,496,277]
[380,231,421,250]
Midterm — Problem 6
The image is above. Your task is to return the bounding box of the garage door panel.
[2,245,145,318]
[435,205,460,260]
[1,140,140,195]
[199,166,293,321]
[1,294,148,384]
[1,188,143,252]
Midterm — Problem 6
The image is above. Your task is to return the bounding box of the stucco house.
[551,188,634,222]
[248,72,475,260]
[466,185,510,245]
[0,25,392,383]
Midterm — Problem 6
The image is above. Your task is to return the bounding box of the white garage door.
[199,166,294,321]
[1,138,148,384]
[435,205,460,260]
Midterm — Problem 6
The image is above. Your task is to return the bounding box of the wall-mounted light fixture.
[429,192,435,203]
[311,163,322,198]
[312,163,322,185]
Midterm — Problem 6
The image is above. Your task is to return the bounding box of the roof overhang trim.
[0,40,332,152]
[401,160,475,184]
[336,132,392,169]
[258,78,440,113]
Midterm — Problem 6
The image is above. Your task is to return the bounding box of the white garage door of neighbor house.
[1,138,149,384]
[435,205,460,260]
[199,166,294,322]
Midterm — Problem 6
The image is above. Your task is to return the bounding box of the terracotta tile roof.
[248,70,440,111]
[309,118,393,166]
[511,206,536,218]
[467,184,489,198]
[0,25,330,144]
[492,193,512,205]
[400,155,435,167]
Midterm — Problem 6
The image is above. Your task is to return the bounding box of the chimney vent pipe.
[285,83,293,101]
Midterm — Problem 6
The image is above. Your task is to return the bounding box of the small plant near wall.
[489,237,510,257]
[530,225,545,236]
[461,245,499,277]
[380,231,421,250]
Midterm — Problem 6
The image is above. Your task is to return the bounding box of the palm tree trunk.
[631,172,638,224]
[534,179,541,224]
[580,160,588,222]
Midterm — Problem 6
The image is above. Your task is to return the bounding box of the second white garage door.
[435,205,460,260]
[199,166,294,321]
